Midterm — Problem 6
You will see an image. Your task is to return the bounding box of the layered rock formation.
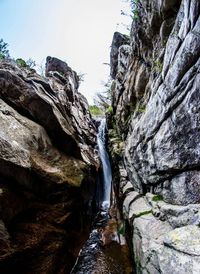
[0,57,99,273]
[108,0,200,273]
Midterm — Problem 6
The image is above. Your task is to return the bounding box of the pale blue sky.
[0,0,131,103]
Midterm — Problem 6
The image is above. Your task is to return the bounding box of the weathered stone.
[0,58,99,167]
[108,1,200,272]
[110,32,130,79]
[0,99,86,190]
[162,172,200,205]
[146,193,200,228]
[121,190,200,274]
[164,225,200,256]
[128,195,151,220]
[0,57,98,273]
[122,181,134,195]
[123,191,140,218]
[132,213,171,274]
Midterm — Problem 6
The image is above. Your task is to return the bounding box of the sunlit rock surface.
[0,57,99,273]
[108,0,200,273]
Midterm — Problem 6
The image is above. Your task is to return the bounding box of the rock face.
[0,57,99,273]
[108,0,200,273]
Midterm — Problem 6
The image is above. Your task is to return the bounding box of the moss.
[138,107,146,113]
[153,59,163,73]
[152,195,163,202]
[135,210,152,218]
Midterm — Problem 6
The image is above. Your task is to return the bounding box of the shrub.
[16,58,27,67]
[89,105,104,116]
[106,105,113,114]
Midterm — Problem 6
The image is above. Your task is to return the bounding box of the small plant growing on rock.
[152,195,163,202]
[106,105,113,114]
[118,222,125,236]
[16,58,27,68]
[89,105,104,116]
[16,58,37,70]
[153,59,163,73]
[0,38,10,59]
[138,106,146,113]
[132,9,139,20]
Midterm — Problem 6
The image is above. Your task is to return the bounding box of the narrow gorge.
[0,0,200,273]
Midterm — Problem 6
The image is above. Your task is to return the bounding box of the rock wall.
[0,57,99,273]
[108,0,200,273]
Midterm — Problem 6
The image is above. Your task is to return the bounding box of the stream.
[70,118,133,274]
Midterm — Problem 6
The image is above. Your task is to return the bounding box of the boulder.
[0,57,99,273]
[0,58,99,167]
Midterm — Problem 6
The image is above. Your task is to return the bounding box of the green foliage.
[0,38,10,59]
[89,105,104,116]
[152,195,163,202]
[106,105,113,114]
[132,9,139,20]
[130,0,140,20]
[94,78,112,110]
[16,58,27,67]
[121,0,140,21]
[0,53,5,60]
[16,58,36,70]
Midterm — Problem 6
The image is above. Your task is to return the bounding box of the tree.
[0,38,10,59]
[26,58,36,68]
[93,78,113,111]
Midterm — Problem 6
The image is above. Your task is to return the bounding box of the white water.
[97,118,112,209]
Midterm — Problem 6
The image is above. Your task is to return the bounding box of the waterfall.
[97,118,112,209]
[70,118,133,274]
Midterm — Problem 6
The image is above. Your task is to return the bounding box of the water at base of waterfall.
[70,119,133,274]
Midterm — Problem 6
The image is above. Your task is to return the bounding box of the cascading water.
[70,118,133,274]
[97,118,112,209]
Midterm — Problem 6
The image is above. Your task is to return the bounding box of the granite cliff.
[108,0,200,273]
[0,0,200,273]
[0,57,99,273]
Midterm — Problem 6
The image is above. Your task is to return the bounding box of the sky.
[0,0,131,104]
